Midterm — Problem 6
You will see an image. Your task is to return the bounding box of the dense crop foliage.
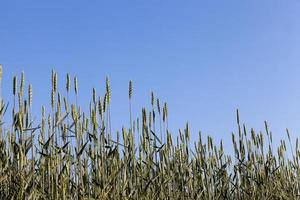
[0,65,300,199]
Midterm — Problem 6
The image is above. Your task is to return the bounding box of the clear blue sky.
[1,1,300,147]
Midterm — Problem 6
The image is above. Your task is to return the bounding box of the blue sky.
[1,1,300,147]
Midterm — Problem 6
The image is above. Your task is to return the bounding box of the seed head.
[74,76,78,95]
[20,71,25,94]
[28,84,32,107]
[66,73,71,93]
[151,92,154,107]
[93,88,96,104]
[13,76,17,96]
[157,99,161,114]
[52,70,57,92]
[106,76,111,104]
[129,80,133,100]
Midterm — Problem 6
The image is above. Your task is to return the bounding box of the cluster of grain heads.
[1,67,300,199]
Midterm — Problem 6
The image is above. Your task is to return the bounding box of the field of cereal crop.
[0,65,299,199]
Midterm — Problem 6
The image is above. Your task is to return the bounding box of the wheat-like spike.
[18,112,23,133]
[149,111,152,128]
[98,97,103,119]
[71,104,78,123]
[93,88,96,104]
[28,84,33,108]
[54,72,57,92]
[13,76,17,96]
[57,92,61,108]
[103,93,107,112]
[185,122,190,141]
[51,70,54,88]
[142,108,147,127]
[89,102,92,117]
[157,98,161,114]
[164,102,168,119]
[152,110,155,122]
[66,73,71,93]
[51,89,55,109]
[20,71,25,94]
[92,110,97,130]
[40,107,46,138]
[64,97,69,113]
[52,70,57,92]
[236,109,240,125]
[74,76,78,95]
[129,80,133,131]
[151,91,154,107]
[162,106,166,122]
[129,80,133,100]
[18,91,22,110]
[106,76,111,104]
